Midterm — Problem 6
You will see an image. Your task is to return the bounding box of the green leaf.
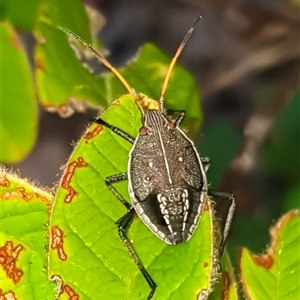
[208,251,239,300]
[34,0,97,111]
[49,95,230,299]
[1,1,89,163]
[0,168,57,299]
[240,210,300,300]
[1,0,43,30]
[0,22,38,163]
[35,0,90,37]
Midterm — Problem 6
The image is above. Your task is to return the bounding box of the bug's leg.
[166,109,185,126]
[117,207,157,300]
[201,157,211,172]
[91,118,135,144]
[106,174,157,298]
[105,173,131,210]
[207,189,236,258]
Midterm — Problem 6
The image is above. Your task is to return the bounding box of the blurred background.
[6,0,300,270]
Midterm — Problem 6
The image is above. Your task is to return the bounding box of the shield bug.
[60,16,235,300]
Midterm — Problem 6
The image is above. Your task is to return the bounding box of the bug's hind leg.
[117,208,157,300]
[207,189,236,258]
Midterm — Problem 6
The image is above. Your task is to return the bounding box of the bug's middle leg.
[105,173,131,209]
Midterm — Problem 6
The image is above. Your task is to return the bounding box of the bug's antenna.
[58,27,139,103]
[159,16,202,110]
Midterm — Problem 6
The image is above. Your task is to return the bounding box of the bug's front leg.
[91,118,135,144]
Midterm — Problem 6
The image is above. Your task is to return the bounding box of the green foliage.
[0,23,37,163]
[1,1,299,299]
[1,1,235,297]
[240,211,300,300]
[1,0,43,30]
[1,0,91,164]
[0,171,57,299]
[34,0,101,108]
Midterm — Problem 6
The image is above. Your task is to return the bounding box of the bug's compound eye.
[139,126,148,135]
[168,120,176,129]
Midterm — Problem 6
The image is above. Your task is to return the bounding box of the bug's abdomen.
[128,128,207,244]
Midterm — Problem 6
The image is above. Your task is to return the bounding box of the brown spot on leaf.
[0,289,17,300]
[0,174,10,187]
[64,284,79,300]
[204,201,209,211]
[65,188,77,204]
[1,187,51,207]
[252,254,274,269]
[36,57,45,71]
[84,125,103,140]
[2,188,26,200]
[0,241,24,284]
[247,211,299,272]
[221,271,230,300]
[62,157,88,203]
[203,262,208,268]
[253,211,299,270]
[10,34,22,51]
[51,226,67,261]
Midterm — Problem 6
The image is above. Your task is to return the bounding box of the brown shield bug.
[60,16,235,300]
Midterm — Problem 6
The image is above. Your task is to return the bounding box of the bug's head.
[137,93,159,111]
[139,110,175,135]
